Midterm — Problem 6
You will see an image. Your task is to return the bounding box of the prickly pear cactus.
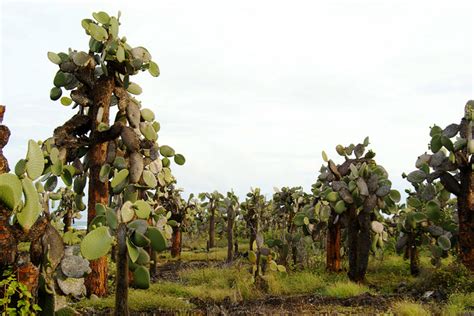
[401,102,474,270]
[272,186,313,267]
[395,179,456,274]
[241,188,268,251]
[314,138,400,281]
[45,10,186,311]
[198,191,225,249]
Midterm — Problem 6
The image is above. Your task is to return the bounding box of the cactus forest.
[1,9,473,316]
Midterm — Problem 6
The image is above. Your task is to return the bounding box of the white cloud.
[0,0,472,201]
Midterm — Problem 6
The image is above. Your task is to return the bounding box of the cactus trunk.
[326,214,342,272]
[347,204,372,282]
[249,221,258,251]
[458,168,474,271]
[115,223,129,316]
[171,226,181,258]
[63,208,72,233]
[0,106,16,272]
[85,76,115,297]
[227,211,234,263]
[209,207,215,249]
[408,233,420,276]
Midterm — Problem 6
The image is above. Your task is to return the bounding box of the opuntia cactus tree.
[241,188,267,251]
[395,180,456,275]
[401,102,474,271]
[198,191,225,249]
[314,138,400,281]
[46,11,185,315]
[157,185,197,258]
[272,186,312,267]
[223,191,240,262]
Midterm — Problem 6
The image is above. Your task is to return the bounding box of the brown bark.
[171,226,182,258]
[16,262,40,297]
[63,209,72,233]
[0,106,15,272]
[115,223,129,316]
[85,76,115,297]
[326,215,342,272]
[0,206,17,270]
[209,207,215,249]
[458,168,474,271]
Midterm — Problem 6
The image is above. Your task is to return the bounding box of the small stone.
[61,255,91,278]
[64,245,81,257]
[57,277,86,298]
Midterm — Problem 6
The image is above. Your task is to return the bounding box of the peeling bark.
[326,214,342,272]
[171,226,182,258]
[85,76,115,297]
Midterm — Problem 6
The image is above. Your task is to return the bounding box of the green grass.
[178,266,255,301]
[391,300,430,316]
[264,271,325,295]
[442,292,474,316]
[74,245,472,314]
[76,288,194,311]
[323,281,370,298]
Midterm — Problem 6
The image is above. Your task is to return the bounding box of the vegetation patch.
[323,281,370,298]
[390,300,430,316]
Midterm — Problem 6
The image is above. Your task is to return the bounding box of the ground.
[70,240,473,315]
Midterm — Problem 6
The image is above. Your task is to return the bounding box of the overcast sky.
[0,1,473,200]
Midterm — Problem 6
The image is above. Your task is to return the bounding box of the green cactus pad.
[437,235,451,251]
[80,226,113,260]
[136,248,151,265]
[127,237,140,263]
[334,200,347,214]
[145,227,167,252]
[0,174,22,210]
[159,145,175,157]
[174,154,186,166]
[132,266,150,289]
[134,200,152,219]
[142,170,157,188]
[111,169,129,188]
[131,231,150,248]
[140,108,155,122]
[26,140,45,180]
[120,201,135,223]
[16,178,41,231]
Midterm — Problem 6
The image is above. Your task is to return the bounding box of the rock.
[64,245,81,257]
[54,295,68,312]
[57,277,86,298]
[61,255,91,278]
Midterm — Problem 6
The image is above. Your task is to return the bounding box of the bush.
[412,262,474,297]
[391,300,430,316]
[323,281,369,298]
[442,292,474,315]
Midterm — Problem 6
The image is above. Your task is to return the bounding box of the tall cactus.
[403,101,474,271]
[395,180,456,275]
[314,138,399,281]
[241,188,267,251]
[198,191,225,249]
[223,191,240,262]
[46,11,185,314]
